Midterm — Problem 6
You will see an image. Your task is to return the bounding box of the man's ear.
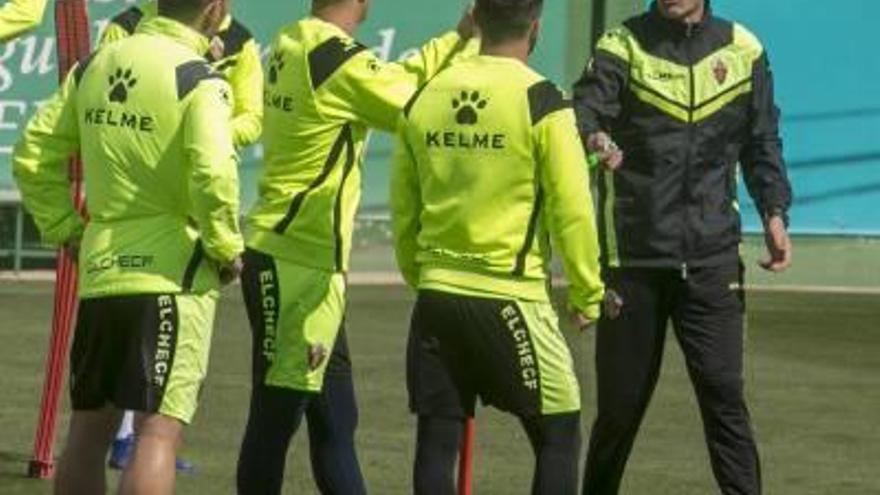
[528,18,542,54]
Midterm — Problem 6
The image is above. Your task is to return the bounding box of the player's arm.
[228,38,264,148]
[0,0,48,42]
[572,27,630,136]
[183,77,245,265]
[740,50,792,272]
[390,117,422,289]
[572,27,630,169]
[322,29,470,132]
[740,51,792,224]
[535,101,605,321]
[12,68,82,246]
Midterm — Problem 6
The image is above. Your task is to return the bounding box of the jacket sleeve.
[390,117,422,289]
[12,69,83,246]
[229,38,264,148]
[183,78,245,264]
[740,53,792,222]
[322,31,465,132]
[572,28,631,137]
[535,108,605,320]
[0,0,48,41]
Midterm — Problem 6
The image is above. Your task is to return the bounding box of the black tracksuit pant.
[583,263,761,495]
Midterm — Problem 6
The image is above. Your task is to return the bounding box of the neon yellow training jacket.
[392,55,605,318]
[13,16,243,298]
[0,0,47,41]
[101,1,263,148]
[247,16,471,273]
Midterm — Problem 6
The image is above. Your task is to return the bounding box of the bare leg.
[118,413,183,495]
[54,406,123,495]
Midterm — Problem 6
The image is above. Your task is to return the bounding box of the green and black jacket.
[574,0,792,270]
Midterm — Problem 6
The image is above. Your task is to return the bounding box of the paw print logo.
[268,52,285,85]
[108,68,137,104]
[452,91,488,125]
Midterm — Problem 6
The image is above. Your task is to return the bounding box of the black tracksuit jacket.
[574,1,792,271]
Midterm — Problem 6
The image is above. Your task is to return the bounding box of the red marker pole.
[457,418,476,495]
[27,0,90,479]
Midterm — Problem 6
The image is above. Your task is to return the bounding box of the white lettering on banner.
[0,42,18,92]
[0,101,27,131]
[372,28,395,62]
[18,37,55,76]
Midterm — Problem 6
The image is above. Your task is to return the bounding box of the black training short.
[69,292,216,423]
[407,290,580,419]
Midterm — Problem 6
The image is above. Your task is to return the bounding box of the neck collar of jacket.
[136,16,211,55]
[649,0,712,38]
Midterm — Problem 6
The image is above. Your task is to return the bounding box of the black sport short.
[407,290,581,420]
[70,292,216,423]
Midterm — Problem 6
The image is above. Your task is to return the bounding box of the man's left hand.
[760,215,792,272]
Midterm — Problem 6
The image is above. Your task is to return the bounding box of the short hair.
[158,0,214,20]
[312,0,348,9]
[474,0,544,44]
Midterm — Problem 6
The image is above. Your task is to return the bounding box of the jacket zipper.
[682,25,697,281]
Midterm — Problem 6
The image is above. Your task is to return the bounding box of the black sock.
[414,415,464,495]
[306,372,367,495]
[236,386,311,495]
[522,412,582,495]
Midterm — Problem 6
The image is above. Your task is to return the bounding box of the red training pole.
[27,0,91,479]
[457,418,476,495]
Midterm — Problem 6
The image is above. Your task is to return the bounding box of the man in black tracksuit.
[574,0,793,493]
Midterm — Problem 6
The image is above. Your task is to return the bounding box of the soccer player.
[98,0,263,471]
[101,0,263,149]
[236,0,476,493]
[391,0,604,493]
[0,0,47,41]
[12,0,243,493]
[574,0,793,493]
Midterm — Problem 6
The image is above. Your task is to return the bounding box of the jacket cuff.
[568,286,604,322]
[762,205,790,228]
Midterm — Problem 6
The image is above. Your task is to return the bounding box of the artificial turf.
[0,282,877,494]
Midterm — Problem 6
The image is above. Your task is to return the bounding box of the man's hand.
[571,312,595,333]
[219,256,244,285]
[456,4,477,40]
[586,132,624,171]
[760,215,792,272]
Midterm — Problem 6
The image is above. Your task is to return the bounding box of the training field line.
[3,270,879,295]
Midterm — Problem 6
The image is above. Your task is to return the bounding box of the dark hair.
[158,0,214,20]
[474,0,544,44]
[312,0,348,9]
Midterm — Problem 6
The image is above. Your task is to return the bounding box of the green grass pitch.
[0,282,878,494]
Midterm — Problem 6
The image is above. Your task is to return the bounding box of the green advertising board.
[0,0,585,211]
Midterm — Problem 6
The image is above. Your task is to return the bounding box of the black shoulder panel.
[528,80,570,126]
[308,37,368,90]
[403,81,431,118]
[210,18,254,61]
[73,53,97,86]
[176,61,225,100]
[111,6,144,35]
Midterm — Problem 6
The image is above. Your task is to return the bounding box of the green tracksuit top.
[13,16,244,298]
[247,17,469,273]
[100,1,264,149]
[392,55,605,318]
